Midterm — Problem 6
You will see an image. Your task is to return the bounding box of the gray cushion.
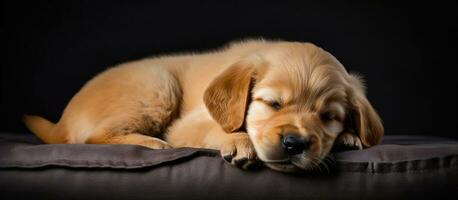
[1,133,457,199]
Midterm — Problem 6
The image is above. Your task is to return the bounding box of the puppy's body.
[25,40,383,172]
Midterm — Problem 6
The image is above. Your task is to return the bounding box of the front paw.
[220,133,259,169]
[331,132,363,152]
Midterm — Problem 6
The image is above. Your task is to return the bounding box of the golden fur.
[24,39,383,172]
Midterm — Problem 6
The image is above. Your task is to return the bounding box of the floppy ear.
[204,60,256,133]
[347,74,384,147]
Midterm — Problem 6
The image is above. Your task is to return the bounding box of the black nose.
[282,135,309,155]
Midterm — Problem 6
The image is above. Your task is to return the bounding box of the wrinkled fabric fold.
[1,133,457,173]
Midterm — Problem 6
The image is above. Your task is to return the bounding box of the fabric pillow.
[1,133,457,200]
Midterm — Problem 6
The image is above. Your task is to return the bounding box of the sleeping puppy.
[24,39,383,172]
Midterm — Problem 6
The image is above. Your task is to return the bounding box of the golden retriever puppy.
[24,39,383,172]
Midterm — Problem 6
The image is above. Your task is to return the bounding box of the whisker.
[310,159,321,173]
[305,152,323,173]
[321,161,330,174]
[305,152,333,174]
[323,156,336,169]
[325,155,337,165]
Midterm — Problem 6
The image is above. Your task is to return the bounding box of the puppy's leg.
[200,128,258,169]
[219,132,259,169]
[85,107,176,149]
[88,131,171,149]
[167,111,258,169]
[331,132,363,152]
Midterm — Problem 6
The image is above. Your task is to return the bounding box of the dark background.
[2,1,457,138]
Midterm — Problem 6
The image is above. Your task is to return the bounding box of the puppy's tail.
[23,115,61,143]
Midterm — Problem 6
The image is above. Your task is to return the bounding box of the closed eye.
[253,97,283,110]
[266,101,281,110]
[320,112,335,122]
[263,100,282,110]
[319,102,345,122]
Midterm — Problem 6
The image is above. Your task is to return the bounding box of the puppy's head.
[204,41,383,172]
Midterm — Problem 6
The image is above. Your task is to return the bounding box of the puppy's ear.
[204,60,257,133]
[347,74,384,147]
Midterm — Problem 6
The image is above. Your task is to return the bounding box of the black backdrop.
[2,1,457,138]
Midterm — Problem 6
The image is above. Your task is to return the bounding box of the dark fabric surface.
[1,133,458,199]
[1,133,457,172]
